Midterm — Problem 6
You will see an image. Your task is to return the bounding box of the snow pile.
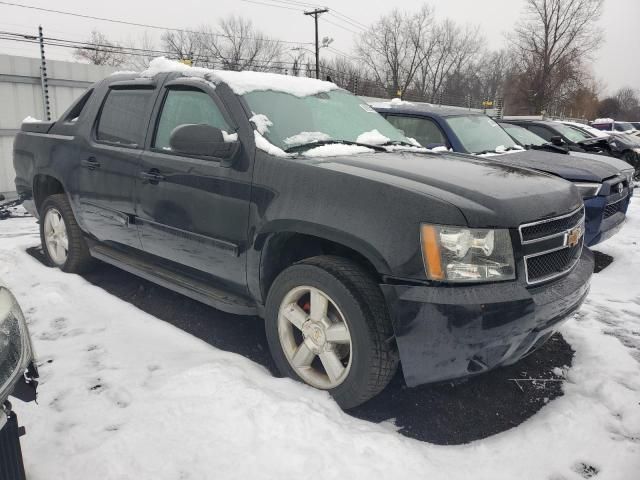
[2,201,640,479]
[222,131,238,143]
[303,144,374,157]
[247,113,288,157]
[141,57,339,97]
[390,98,411,106]
[250,114,273,135]
[593,118,614,124]
[22,116,43,124]
[284,132,331,146]
[356,129,390,145]
[429,146,449,152]
[254,132,288,157]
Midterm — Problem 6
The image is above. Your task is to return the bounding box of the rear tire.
[265,255,398,409]
[39,194,94,273]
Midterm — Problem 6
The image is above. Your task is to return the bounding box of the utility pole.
[304,8,328,79]
[38,25,51,121]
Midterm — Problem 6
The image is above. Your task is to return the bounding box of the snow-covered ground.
[1,202,639,480]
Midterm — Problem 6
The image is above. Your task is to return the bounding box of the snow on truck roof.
[132,57,340,97]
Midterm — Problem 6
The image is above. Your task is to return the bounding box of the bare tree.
[161,29,207,65]
[414,20,484,102]
[161,17,284,71]
[73,30,126,66]
[356,5,433,98]
[512,0,603,113]
[123,31,158,70]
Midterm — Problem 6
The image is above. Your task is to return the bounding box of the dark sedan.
[373,102,632,246]
[501,119,608,154]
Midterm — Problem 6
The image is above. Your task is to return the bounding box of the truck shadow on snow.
[27,246,587,445]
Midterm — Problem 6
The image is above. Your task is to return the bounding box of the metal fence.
[0,54,117,196]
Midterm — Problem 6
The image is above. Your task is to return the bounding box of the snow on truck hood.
[140,57,339,97]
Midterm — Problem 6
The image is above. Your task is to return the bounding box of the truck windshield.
[445,115,518,154]
[242,89,409,151]
[551,123,591,142]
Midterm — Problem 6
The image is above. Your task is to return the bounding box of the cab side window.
[385,115,447,147]
[154,89,231,151]
[96,88,155,147]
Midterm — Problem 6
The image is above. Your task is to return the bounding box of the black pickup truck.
[13,59,593,408]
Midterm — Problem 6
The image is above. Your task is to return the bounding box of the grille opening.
[526,243,582,283]
[520,207,584,243]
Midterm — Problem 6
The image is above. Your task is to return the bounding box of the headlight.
[622,169,635,187]
[0,287,32,404]
[573,182,602,198]
[420,225,516,282]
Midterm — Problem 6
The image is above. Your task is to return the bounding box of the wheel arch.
[32,174,66,214]
[250,220,391,305]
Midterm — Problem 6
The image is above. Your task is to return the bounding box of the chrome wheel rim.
[44,208,68,266]
[278,286,353,389]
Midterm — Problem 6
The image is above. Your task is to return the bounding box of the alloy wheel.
[277,286,353,389]
[44,208,68,266]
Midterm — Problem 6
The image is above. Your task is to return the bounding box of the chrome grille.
[520,206,585,285]
[526,244,582,283]
[519,207,584,243]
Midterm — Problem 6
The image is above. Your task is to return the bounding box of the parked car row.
[11,58,621,409]
[374,102,633,246]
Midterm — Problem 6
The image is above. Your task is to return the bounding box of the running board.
[90,244,257,316]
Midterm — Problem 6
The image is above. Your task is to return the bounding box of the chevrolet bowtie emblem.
[566,224,583,248]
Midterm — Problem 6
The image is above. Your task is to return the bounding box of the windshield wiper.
[284,139,386,153]
[380,140,418,148]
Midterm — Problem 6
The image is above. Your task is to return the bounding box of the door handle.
[139,169,165,184]
[81,157,101,170]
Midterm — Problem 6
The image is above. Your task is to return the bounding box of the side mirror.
[169,124,240,165]
[550,136,564,146]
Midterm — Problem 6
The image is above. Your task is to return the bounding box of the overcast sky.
[0,0,637,95]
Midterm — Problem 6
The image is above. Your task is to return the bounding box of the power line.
[322,17,360,36]
[0,1,312,45]
[238,0,303,12]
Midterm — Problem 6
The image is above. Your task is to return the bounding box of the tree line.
[72,0,639,120]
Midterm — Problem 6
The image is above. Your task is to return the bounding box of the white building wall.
[0,54,118,195]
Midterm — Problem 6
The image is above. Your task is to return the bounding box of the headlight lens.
[420,225,516,282]
[0,287,31,403]
[573,182,602,198]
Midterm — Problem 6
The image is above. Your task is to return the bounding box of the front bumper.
[584,183,631,247]
[381,248,593,387]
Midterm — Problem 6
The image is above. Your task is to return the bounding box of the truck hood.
[489,150,618,182]
[310,151,582,228]
[568,151,634,173]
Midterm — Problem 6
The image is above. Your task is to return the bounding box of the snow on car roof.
[139,57,339,97]
[593,118,614,124]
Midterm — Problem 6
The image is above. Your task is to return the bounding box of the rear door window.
[153,89,231,151]
[385,115,447,147]
[96,89,155,147]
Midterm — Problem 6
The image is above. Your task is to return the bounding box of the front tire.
[265,256,398,409]
[39,194,93,273]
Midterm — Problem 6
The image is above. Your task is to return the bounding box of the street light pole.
[304,8,329,79]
